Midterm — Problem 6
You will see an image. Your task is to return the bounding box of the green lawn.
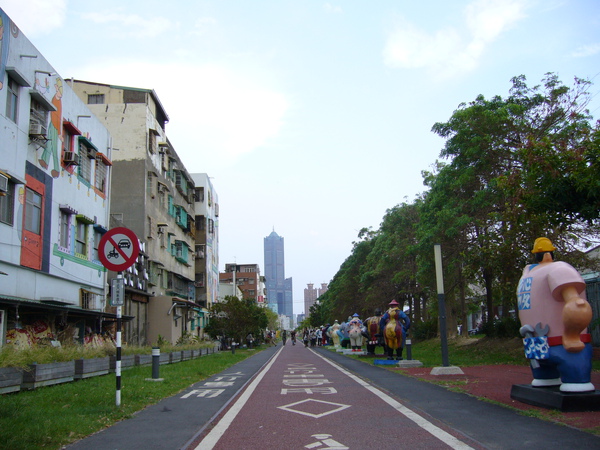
[0,348,262,450]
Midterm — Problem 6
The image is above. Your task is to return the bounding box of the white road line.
[194,346,283,450]
[313,350,474,450]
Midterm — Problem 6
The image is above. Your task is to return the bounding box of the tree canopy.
[315,73,600,335]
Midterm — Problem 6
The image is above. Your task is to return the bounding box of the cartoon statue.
[364,309,383,355]
[517,237,595,392]
[347,313,364,352]
[330,320,341,348]
[379,300,411,360]
[337,317,351,349]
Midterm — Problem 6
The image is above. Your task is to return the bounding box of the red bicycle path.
[190,343,483,449]
[67,343,600,449]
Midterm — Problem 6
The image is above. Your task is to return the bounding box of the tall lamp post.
[434,244,450,367]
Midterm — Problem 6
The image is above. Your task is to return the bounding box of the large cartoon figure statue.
[379,300,411,360]
[330,320,341,348]
[364,309,383,355]
[337,317,351,349]
[517,237,595,392]
[347,313,364,352]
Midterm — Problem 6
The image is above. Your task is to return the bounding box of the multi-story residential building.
[0,9,116,347]
[220,264,263,303]
[191,173,219,333]
[304,282,328,317]
[264,230,293,319]
[70,80,199,345]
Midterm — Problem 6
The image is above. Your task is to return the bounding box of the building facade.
[191,173,219,328]
[264,230,293,319]
[304,282,328,316]
[70,80,199,345]
[0,9,116,347]
[220,264,263,303]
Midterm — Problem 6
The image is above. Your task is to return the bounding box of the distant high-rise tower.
[264,230,293,319]
[304,282,328,316]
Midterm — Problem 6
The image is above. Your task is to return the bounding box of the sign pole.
[116,271,123,406]
[98,227,139,407]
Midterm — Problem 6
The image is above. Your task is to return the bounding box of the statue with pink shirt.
[517,237,595,393]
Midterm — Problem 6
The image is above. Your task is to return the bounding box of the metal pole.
[116,272,122,406]
[434,245,450,367]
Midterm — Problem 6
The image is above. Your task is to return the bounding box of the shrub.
[411,319,438,341]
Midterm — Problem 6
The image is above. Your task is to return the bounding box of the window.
[87,94,104,104]
[24,188,42,234]
[194,187,204,202]
[29,99,48,136]
[6,77,18,122]
[0,180,15,225]
[81,289,98,309]
[92,229,102,260]
[77,137,97,183]
[195,244,205,259]
[75,219,88,256]
[95,159,107,193]
[59,211,70,248]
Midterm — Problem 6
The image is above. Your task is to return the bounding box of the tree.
[205,297,269,344]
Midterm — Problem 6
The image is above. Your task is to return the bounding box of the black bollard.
[231,342,236,354]
[152,347,160,379]
[406,337,412,360]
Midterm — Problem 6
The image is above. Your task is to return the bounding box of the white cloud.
[0,0,67,36]
[571,43,600,58]
[383,0,527,78]
[72,60,288,164]
[80,11,172,38]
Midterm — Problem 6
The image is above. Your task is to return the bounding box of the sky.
[2,0,599,315]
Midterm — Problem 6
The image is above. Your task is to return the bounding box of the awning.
[0,295,134,321]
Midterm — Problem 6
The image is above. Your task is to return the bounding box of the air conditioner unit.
[63,151,79,165]
[0,174,8,193]
[29,122,47,136]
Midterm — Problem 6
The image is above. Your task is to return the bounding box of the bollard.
[406,338,412,360]
[231,342,236,354]
[152,347,160,379]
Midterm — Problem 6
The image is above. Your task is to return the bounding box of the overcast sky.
[3,0,599,314]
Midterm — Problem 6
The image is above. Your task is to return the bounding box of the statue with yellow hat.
[516,237,594,392]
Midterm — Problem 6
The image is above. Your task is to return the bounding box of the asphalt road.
[67,343,600,449]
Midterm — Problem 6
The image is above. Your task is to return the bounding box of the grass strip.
[0,348,262,450]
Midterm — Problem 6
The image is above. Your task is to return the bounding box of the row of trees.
[204,297,279,344]
[308,74,600,336]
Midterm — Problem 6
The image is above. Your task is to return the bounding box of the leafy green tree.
[427,73,600,323]
[205,296,269,343]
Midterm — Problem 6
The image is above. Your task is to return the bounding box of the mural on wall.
[0,9,20,91]
[38,77,63,178]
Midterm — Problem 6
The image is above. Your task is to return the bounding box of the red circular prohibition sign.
[98,227,140,272]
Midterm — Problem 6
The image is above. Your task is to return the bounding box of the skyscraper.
[264,230,293,319]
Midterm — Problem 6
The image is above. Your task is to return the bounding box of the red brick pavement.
[394,364,600,433]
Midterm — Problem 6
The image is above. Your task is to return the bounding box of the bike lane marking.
[195,346,474,450]
[193,346,284,449]
[313,350,474,450]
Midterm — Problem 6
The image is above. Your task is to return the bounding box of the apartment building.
[70,80,199,345]
[220,264,265,304]
[0,9,116,347]
[191,173,219,333]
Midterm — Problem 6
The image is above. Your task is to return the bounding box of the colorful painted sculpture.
[379,300,411,360]
[364,309,383,355]
[517,237,595,392]
[348,313,364,351]
[330,320,341,348]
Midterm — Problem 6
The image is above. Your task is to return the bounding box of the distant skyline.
[3,0,598,314]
